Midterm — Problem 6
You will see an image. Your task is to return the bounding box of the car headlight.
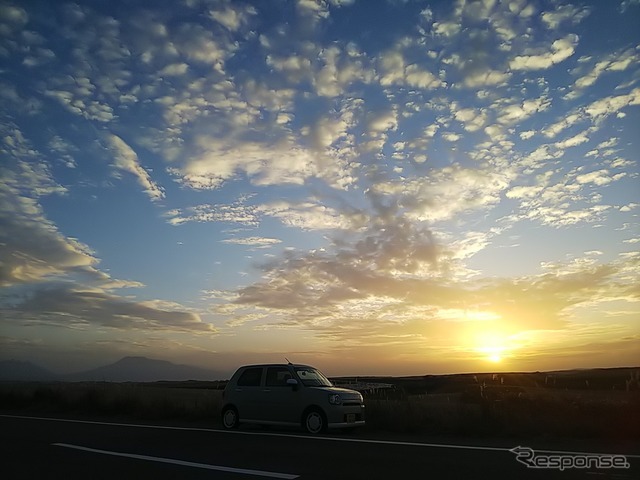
[328,394,341,405]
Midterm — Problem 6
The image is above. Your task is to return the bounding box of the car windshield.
[294,367,333,387]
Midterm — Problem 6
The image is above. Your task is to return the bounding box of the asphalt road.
[1,414,638,479]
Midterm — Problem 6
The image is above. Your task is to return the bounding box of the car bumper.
[326,403,365,428]
[328,420,366,429]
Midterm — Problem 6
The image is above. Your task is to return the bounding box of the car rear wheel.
[222,406,239,429]
[302,408,326,434]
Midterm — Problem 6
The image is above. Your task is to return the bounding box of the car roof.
[237,363,314,369]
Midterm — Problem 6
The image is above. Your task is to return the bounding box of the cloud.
[314,45,374,97]
[258,201,369,231]
[0,4,28,34]
[452,105,488,132]
[584,87,640,122]
[510,34,578,70]
[105,134,165,201]
[541,5,590,30]
[4,285,214,332]
[496,95,551,125]
[221,237,282,247]
[0,124,138,289]
[296,0,330,21]
[0,186,97,287]
[0,127,90,287]
[568,47,639,99]
[165,201,259,226]
[223,220,631,339]
[378,50,443,89]
[575,169,615,186]
[166,198,369,232]
[171,137,337,189]
[554,130,590,149]
[209,3,257,31]
[158,62,188,77]
[461,68,510,88]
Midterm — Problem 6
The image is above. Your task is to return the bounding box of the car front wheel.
[302,408,326,434]
[221,406,239,429]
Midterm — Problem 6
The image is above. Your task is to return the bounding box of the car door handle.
[262,389,271,392]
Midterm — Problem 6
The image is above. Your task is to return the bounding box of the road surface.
[1,414,637,479]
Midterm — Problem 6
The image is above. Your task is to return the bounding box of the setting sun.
[488,353,503,363]
[474,331,510,365]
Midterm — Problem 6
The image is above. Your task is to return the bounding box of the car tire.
[221,406,239,429]
[302,408,326,434]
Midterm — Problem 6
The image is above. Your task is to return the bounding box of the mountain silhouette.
[64,356,224,382]
[0,360,58,381]
[0,357,224,382]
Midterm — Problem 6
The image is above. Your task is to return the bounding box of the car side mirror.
[286,378,299,390]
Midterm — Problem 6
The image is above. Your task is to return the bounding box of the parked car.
[221,363,365,434]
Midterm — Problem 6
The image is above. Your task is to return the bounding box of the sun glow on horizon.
[474,331,511,364]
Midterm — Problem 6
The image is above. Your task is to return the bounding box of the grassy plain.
[1,368,638,440]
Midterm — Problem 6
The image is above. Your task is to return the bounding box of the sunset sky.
[1,0,639,377]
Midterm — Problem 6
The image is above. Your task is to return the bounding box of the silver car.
[221,363,365,434]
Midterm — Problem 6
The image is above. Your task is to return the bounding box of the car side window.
[237,367,263,386]
[266,367,293,387]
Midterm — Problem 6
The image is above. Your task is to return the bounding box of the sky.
[0,0,639,378]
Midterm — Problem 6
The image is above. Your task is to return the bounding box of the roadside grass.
[363,387,640,439]
[1,379,638,439]
[0,382,223,421]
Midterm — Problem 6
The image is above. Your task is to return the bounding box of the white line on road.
[53,443,299,479]
[3,414,638,458]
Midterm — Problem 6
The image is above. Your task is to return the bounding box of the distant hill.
[63,356,223,382]
[0,360,57,381]
[0,357,224,382]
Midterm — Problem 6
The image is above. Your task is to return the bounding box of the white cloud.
[442,132,461,142]
[378,50,405,86]
[371,165,512,222]
[172,136,354,191]
[510,34,578,70]
[496,95,550,125]
[158,62,188,76]
[209,4,256,31]
[452,106,487,132]
[519,130,535,140]
[584,87,640,122]
[541,5,590,30]
[0,124,138,289]
[554,130,590,149]
[106,134,165,201]
[297,0,330,20]
[433,21,460,37]
[462,68,510,88]
[405,64,442,89]
[258,201,368,231]
[367,110,397,133]
[221,237,282,247]
[378,51,442,90]
[575,170,614,186]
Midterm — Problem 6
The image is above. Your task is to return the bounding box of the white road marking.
[2,414,638,458]
[53,443,299,479]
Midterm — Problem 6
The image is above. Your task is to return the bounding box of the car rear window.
[237,367,263,386]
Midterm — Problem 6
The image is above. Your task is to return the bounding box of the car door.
[261,366,300,423]
[233,366,264,421]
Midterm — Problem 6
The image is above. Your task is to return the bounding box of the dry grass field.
[1,368,638,439]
